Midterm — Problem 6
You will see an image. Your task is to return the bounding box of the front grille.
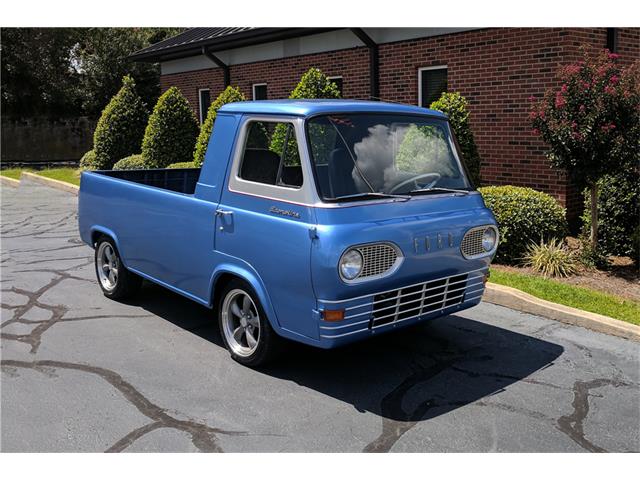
[370,274,468,328]
[461,226,493,258]
[354,243,399,280]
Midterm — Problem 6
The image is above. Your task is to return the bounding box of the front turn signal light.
[323,309,345,322]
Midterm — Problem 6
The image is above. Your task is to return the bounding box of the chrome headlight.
[482,227,497,252]
[339,249,363,280]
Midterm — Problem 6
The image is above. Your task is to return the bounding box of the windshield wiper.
[327,192,411,202]
[408,187,470,196]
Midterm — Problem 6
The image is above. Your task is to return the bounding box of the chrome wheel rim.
[221,289,260,357]
[97,242,119,291]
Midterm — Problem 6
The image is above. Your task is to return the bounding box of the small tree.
[270,68,341,161]
[93,75,148,170]
[530,48,639,249]
[430,92,482,186]
[142,87,199,168]
[193,86,245,167]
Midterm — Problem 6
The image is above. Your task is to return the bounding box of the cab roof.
[218,99,447,118]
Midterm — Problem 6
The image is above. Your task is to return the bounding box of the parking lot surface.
[1,180,639,452]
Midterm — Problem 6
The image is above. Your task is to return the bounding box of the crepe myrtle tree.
[530,48,640,249]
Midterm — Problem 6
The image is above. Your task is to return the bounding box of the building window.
[328,76,343,96]
[418,66,447,108]
[252,83,268,100]
[198,89,211,124]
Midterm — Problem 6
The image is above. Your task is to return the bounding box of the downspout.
[606,28,618,53]
[350,28,379,100]
[201,46,230,87]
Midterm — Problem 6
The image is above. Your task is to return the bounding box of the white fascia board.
[161,28,480,76]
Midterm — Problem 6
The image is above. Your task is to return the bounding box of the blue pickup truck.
[79,100,498,366]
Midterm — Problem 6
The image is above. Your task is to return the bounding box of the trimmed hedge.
[429,92,482,186]
[479,185,568,264]
[193,86,245,167]
[93,76,148,170]
[270,68,341,163]
[113,154,146,170]
[79,149,98,171]
[582,171,640,261]
[142,87,199,169]
[167,161,197,169]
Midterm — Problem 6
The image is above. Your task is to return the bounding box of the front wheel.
[218,279,281,367]
[94,236,142,300]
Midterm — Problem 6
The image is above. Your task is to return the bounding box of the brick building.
[130,27,640,222]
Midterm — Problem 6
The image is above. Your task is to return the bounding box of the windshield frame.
[303,111,474,203]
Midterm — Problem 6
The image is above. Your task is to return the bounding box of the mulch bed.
[492,255,640,302]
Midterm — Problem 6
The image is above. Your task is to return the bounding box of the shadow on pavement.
[131,281,564,449]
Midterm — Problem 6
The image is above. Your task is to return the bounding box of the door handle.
[216,208,233,232]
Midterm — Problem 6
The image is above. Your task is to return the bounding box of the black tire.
[217,278,282,367]
[94,235,142,300]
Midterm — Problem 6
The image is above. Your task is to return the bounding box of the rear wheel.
[218,279,281,367]
[94,236,142,300]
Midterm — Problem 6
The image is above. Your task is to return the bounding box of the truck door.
[214,117,319,340]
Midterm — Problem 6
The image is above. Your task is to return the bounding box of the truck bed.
[98,168,201,195]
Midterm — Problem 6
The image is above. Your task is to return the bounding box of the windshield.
[306,113,471,201]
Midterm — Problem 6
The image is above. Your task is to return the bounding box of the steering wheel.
[389,172,441,194]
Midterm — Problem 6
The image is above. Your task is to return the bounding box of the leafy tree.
[93,75,149,170]
[1,28,84,117]
[581,172,639,261]
[530,48,640,249]
[270,68,341,162]
[1,28,183,118]
[429,92,482,185]
[71,28,183,116]
[142,87,199,168]
[193,86,245,167]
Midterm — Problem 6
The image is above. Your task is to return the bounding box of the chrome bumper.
[317,266,488,340]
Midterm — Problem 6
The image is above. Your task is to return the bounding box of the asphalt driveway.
[1,179,639,452]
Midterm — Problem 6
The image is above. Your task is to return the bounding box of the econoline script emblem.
[269,206,301,219]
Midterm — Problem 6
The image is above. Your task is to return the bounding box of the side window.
[239,121,303,189]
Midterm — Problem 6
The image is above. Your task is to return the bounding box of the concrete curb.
[21,171,79,196]
[484,282,640,342]
[0,175,21,188]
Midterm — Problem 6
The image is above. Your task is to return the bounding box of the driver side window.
[239,121,303,189]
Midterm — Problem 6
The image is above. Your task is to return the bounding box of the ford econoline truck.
[79,100,498,366]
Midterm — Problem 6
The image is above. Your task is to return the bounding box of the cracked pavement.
[1,179,639,452]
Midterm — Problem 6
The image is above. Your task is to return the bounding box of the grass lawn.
[0,168,25,180]
[1,167,81,186]
[489,268,640,325]
[34,168,81,186]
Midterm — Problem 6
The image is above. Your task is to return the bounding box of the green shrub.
[167,161,197,169]
[479,185,568,264]
[522,238,579,277]
[113,154,146,170]
[429,92,482,186]
[581,171,640,261]
[270,68,341,163]
[142,87,199,169]
[193,86,246,167]
[93,75,148,170]
[79,149,98,170]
